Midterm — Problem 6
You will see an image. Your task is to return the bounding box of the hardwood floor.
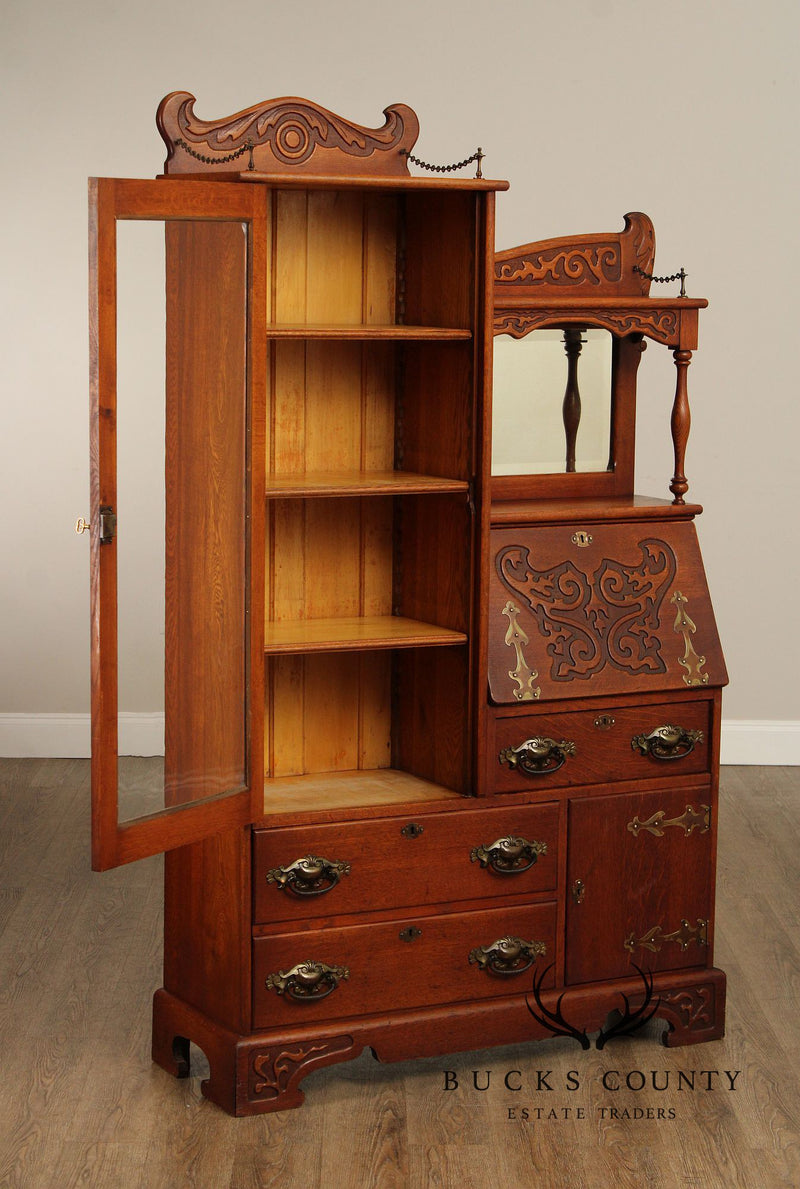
[0,760,797,1188]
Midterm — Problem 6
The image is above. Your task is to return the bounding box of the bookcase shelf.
[264,615,468,655]
[265,323,471,340]
[264,470,469,498]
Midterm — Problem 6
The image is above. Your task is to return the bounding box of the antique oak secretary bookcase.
[87,93,727,1115]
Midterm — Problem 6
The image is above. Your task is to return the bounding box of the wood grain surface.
[0,758,797,1187]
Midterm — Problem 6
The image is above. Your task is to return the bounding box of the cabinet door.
[565,786,713,984]
[89,178,265,869]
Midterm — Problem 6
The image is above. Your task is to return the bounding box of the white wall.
[1,0,798,761]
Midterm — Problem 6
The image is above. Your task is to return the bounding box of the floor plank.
[0,760,798,1188]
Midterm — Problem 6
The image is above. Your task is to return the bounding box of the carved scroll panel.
[488,522,726,702]
[494,213,655,298]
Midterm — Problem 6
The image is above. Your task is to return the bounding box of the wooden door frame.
[89,177,266,870]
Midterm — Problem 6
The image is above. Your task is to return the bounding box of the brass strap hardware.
[632,724,703,761]
[470,835,547,875]
[468,935,546,977]
[628,804,711,838]
[399,926,422,942]
[499,736,576,776]
[571,530,593,547]
[501,601,540,701]
[400,822,424,839]
[671,590,709,686]
[571,879,585,905]
[624,919,708,955]
[266,854,351,897]
[264,960,349,1002]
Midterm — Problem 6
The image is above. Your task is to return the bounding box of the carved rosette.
[157,92,420,176]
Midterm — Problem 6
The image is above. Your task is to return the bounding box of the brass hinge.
[99,505,117,544]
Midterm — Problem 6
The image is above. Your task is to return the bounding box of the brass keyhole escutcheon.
[401,822,424,839]
[399,926,422,942]
[594,714,615,730]
[572,879,585,905]
[571,530,593,548]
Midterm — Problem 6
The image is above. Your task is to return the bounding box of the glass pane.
[492,329,612,475]
[116,218,249,823]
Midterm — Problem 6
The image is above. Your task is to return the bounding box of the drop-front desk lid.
[488,519,727,704]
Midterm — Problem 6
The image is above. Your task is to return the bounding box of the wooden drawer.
[253,801,559,924]
[252,901,557,1027]
[492,698,711,793]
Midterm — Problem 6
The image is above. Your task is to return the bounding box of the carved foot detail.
[172,1035,190,1079]
[656,972,726,1046]
[247,1035,359,1110]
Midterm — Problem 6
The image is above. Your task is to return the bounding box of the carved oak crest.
[157,92,420,176]
[494,212,655,297]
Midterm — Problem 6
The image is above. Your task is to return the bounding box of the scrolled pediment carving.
[157,92,420,176]
[494,212,656,297]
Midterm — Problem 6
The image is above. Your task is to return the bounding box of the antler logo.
[526,965,660,1050]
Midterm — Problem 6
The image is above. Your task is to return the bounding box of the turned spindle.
[562,328,584,473]
[670,348,692,504]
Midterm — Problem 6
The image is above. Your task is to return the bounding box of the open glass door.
[89,178,264,869]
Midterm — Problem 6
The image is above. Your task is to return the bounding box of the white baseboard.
[719,720,800,766]
[0,713,798,766]
[0,713,164,758]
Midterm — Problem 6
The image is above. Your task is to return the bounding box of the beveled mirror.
[491,328,613,477]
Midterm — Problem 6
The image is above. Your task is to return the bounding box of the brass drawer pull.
[632,724,704,761]
[264,960,350,1001]
[499,736,576,776]
[470,835,547,875]
[266,855,351,897]
[624,919,708,955]
[468,935,546,977]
